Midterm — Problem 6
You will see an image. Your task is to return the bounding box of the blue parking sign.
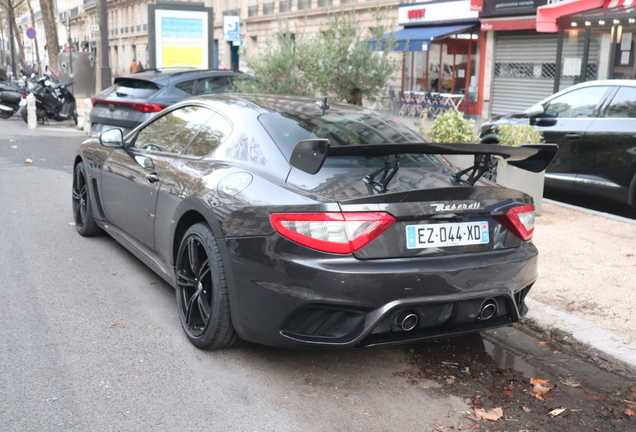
[223,16,240,41]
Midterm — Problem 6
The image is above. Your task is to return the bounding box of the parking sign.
[223,15,240,41]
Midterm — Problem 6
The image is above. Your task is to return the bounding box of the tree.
[236,8,399,105]
[38,0,59,73]
[316,9,399,105]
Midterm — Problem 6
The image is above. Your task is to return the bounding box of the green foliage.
[234,21,320,97]
[497,123,544,147]
[235,9,399,105]
[426,110,480,143]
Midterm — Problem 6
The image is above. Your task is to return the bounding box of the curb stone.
[524,298,636,374]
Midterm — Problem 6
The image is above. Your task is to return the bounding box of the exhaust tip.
[479,299,498,321]
[396,311,419,332]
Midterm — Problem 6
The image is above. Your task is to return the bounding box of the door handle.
[565,133,581,139]
[146,173,160,183]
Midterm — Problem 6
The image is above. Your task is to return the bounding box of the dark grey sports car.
[72,94,557,350]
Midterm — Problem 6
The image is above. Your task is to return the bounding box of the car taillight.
[501,204,535,241]
[130,103,168,113]
[89,98,167,113]
[269,212,396,254]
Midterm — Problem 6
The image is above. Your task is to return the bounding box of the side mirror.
[100,128,124,148]
[525,103,544,118]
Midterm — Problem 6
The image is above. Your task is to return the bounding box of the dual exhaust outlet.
[395,299,499,332]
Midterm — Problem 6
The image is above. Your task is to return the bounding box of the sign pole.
[99,0,111,89]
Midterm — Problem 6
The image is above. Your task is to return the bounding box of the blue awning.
[370,24,476,52]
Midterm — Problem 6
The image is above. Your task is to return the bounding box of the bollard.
[83,98,92,134]
[26,93,37,130]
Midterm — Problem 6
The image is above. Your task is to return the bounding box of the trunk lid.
[286,163,532,259]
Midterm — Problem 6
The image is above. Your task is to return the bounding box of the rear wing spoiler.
[290,140,558,175]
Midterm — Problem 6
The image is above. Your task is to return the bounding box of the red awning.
[480,16,536,31]
[604,0,636,7]
[537,0,605,32]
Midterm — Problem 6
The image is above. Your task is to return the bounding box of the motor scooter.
[0,82,25,119]
[21,76,77,124]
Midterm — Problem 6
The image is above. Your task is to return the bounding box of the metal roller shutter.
[491,31,558,115]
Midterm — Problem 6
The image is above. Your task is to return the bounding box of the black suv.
[89,69,242,137]
[480,80,636,210]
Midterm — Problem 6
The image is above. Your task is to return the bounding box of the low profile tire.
[175,222,242,350]
[72,162,101,237]
[21,109,27,124]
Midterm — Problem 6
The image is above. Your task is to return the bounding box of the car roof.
[191,93,365,115]
[117,69,242,84]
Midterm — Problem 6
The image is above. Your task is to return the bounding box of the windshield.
[259,110,444,169]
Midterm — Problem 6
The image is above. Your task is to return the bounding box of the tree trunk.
[8,2,24,60]
[38,0,59,73]
[27,0,41,75]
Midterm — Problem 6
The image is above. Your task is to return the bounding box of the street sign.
[223,15,240,41]
[25,27,36,39]
[90,24,100,32]
[232,40,243,46]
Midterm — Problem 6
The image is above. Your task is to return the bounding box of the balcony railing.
[317,0,332,7]
[83,0,96,7]
[263,2,274,14]
[223,8,240,15]
[298,0,311,10]
[279,0,291,13]
[70,6,79,17]
[248,5,258,16]
[341,0,357,4]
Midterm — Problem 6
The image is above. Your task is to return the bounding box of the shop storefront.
[397,0,481,115]
[476,0,564,116]
[537,0,636,92]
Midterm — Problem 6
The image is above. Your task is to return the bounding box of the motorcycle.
[22,75,78,125]
[0,81,26,119]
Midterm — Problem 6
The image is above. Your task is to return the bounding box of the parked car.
[73,94,556,350]
[89,69,243,137]
[480,80,636,210]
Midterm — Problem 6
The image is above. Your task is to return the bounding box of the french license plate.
[19,98,26,106]
[406,221,489,249]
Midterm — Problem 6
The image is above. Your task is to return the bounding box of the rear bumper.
[225,237,538,349]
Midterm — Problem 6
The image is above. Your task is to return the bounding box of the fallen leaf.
[446,376,456,384]
[631,385,636,392]
[530,378,551,386]
[536,341,549,345]
[560,377,582,387]
[474,407,503,421]
[623,399,636,405]
[624,408,635,416]
[503,386,514,398]
[9,139,16,142]
[549,408,566,417]
[58,176,66,179]
[68,222,75,226]
[139,359,144,363]
[552,350,561,354]
[10,145,17,149]
[25,158,33,163]
[521,405,532,413]
[107,323,124,328]
[112,272,118,275]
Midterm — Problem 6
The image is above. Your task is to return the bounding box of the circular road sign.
[26,27,36,39]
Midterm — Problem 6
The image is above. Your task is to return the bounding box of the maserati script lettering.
[430,202,481,212]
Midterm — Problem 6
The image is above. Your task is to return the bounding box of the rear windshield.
[113,78,160,90]
[259,111,444,169]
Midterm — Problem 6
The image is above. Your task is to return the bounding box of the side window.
[606,87,636,118]
[175,80,195,94]
[133,106,214,154]
[543,86,608,118]
[184,114,233,157]
[194,76,234,95]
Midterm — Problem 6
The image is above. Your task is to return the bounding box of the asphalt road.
[1,118,634,431]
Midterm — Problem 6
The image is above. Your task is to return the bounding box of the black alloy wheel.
[72,162,101,236]
[175,223,242,350]
[0,108,13,119]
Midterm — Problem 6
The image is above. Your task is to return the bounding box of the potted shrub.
[493,123,546,215]
[421,110,479,169]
